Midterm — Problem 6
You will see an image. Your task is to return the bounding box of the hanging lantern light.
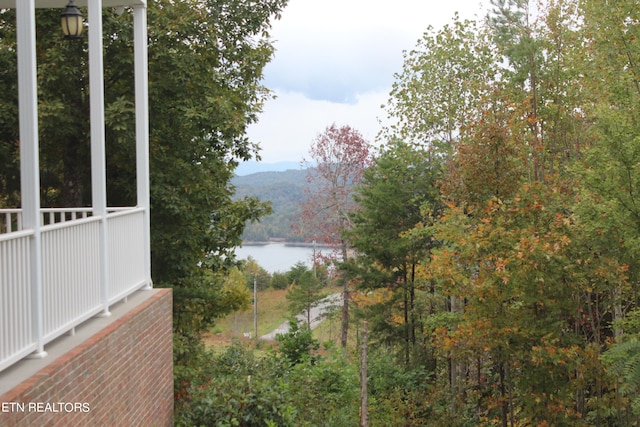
[61,0,83,40]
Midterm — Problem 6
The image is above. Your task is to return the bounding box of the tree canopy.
[344,0,640,424]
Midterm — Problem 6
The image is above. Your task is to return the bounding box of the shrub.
[175,342,295,427]
[275,318,319,365]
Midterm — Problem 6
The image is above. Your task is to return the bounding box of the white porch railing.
[0,207,150,372]
[107,209,146,303]
[0,207,137,233]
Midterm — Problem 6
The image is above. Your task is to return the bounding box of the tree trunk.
[410,263,416,347]
[499,359,508,427]
[404,274,410,365]
[449,296,466,389]
[340,239,349,347]
[614,284,624,339]
[360,321,369,427]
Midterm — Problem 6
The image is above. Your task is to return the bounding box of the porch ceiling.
[0,0,146,8]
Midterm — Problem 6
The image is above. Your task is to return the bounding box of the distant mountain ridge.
[232,168,309,187]
[232,168,317,242]
[234,160,305,176]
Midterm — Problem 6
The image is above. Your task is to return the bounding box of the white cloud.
[249,0,490,163]
[265,29,409,103]
[249,89,390,163]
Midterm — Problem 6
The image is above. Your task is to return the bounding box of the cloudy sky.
[246,0,490,166]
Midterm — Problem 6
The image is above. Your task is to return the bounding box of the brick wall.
[0,289,173,427]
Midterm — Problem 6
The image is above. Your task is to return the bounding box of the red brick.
[0,289,173,427]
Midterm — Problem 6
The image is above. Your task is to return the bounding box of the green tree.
[488,0,586,181]
[145,0,282,286]
[286,267,325,327]
[574,0,640,420]
[489,0,544,181]
[0,8,94,207]
[347,140,441,367]
[175,342,296,426]
[286,261,310,285]
[177,340,360,426]
[366,1,623,425]
[223,266,252,302]
[142,2,283,382]
[276,318,320,365]
[421,2,622,423]
[270,271,289,290]
[0,9,21,207]
[383,14,498,150]
[577,0,640,310]
[242,257,271,291]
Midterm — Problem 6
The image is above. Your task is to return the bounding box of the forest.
[3,0,640,425]
[215,0,640,425]
[232,169,312,242]
[346,0,640,424]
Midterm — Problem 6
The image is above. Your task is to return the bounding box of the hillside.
[234,160,303,176]
[232,169,316,242]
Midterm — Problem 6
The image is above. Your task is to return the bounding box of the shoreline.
[241,241,335,249]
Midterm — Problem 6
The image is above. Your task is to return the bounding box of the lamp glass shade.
[61,2,83,39]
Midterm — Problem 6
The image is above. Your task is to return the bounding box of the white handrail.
[0,207,150,373]
[0,207,139,234]
[41,214,101,232]
[0,228,34,242]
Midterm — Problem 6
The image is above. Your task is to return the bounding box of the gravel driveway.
[260,293,342,340]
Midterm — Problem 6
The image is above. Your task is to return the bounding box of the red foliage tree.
[299,124,372,347]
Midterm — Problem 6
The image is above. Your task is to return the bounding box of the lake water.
[235,243,316,273]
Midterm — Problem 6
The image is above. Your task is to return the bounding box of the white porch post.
[16,0,47,359]
[88,0,111,316]
[134,4,152,289]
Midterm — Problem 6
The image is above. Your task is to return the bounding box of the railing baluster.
[1,209,104,233]
[1,207,149,372]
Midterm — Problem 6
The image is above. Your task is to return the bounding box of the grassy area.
[312,310,364,349]
[311,313,340,344]
[204,288,290,346]
[204,286,344,348]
